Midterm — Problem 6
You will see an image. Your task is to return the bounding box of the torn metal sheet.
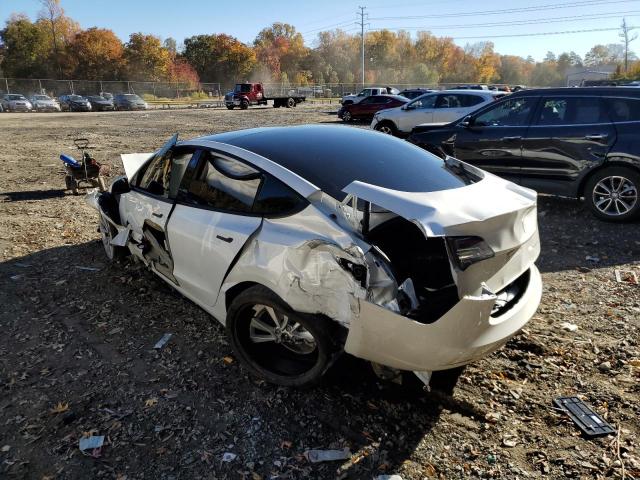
[121,152,153,179]
[344,265,542,371]
[153,333,173,349]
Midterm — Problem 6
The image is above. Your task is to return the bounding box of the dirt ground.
[0,105,639,480]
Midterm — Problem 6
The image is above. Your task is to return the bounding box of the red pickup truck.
[224,83,306,109]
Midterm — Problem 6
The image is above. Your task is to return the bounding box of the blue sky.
[1,0,637,60]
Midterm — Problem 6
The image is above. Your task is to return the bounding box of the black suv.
[408,87,640,221]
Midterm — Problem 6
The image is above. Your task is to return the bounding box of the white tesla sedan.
[87,125,542,389]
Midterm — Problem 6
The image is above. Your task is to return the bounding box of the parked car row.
[385,86,640,222]
[0,92,148,112]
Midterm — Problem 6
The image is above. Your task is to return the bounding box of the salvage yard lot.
[0,105,639,479]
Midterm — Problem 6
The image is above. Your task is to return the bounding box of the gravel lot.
[1,105,639,480]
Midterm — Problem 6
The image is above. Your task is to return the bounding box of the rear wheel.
[226,286,337,387]
[374,121,398,136]
[286,97,295,108]
[585,166,640,222]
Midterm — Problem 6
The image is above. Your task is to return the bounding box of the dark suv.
[407,87,640,222]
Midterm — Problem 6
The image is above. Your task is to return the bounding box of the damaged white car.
[87,126,542,388]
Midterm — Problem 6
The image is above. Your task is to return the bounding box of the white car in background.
[341,86,400,105]
[371,90,506,137]
[29,94,61,112]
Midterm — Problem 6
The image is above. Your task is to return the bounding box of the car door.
[120,134,194,283]
[520,96,616,195]
[397,94,437,132]
[166,150,264,306]
[452,96,539,183]
[353,96,376,118]
[433,93,468,123]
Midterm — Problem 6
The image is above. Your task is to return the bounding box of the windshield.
[33,95,50,100]
[234,84,252,93]
[7,95,26,100]
[69,95,84,101]
[122,94,142,100]
[88,96,105,101]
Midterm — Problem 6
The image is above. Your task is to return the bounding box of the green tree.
[0,15,50,77]
[124,33,172,81]
[182,34,255,83]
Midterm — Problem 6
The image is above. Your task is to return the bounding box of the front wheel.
[342,110,352,122]
[286,97,295,108]
[240,100,249,110]
[226,105,234,110]
[98,214,127,261]
[585,166,640,222]
[226,286,338,387]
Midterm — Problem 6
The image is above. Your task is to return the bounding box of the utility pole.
[620,17,638,74]
[357,6,368,87]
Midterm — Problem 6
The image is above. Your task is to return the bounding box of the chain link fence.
[1,78,518,102]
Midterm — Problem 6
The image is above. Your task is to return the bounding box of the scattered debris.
[79,435,105,452]
[598,361,612,372]
[73,265,101,271]
[585,256,600,263]
[615,269,638,285]
[1,445,10,452]
[375,475,403,480]
[559,322,579,332]
[221,452,237,462]
[50,402,70,414]
[554,396,616,437]
[222,356,234,364]
[304,448,351,463]
[153,333,173,349]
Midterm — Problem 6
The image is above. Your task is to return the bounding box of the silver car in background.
[1,94,33,112]
[371,90,506,136]
[29,94,61,112]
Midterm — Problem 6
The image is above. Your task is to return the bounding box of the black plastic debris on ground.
[554,396,615,438]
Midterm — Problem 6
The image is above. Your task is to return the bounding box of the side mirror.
[111,177,130,194]
[404,104,415,111]
[460,115,474,127]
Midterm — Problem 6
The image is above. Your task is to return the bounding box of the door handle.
[585,134,607,140]
[216,235,233,243]
[152,212,163,218]
[501,136,522,141]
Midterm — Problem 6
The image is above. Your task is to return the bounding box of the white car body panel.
[121,153,153,179]
[168,205,262,305]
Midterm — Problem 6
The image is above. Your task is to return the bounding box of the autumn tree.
[253,23,308,80]
[67,28,124,79]
[37,0,79,77]
[124,33,172,81]
[168,57,199,88]
[182,34,255,84]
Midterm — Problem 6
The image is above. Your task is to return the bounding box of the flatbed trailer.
[225,83,306,110]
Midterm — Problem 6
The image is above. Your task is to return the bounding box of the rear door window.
[435,94,463,109]
[475,97,537,126]
[535,97,608,125]
[460,94,486,107]
[605,97,640,122]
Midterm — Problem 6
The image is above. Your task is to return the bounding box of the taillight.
[447,236,494,270]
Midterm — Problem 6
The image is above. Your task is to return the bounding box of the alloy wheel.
[248,304,316,355]
[378,124,393,134]
[99,215,115,260]
[592,175,638,217]
[342,111,352,122]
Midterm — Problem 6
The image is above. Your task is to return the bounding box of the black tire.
[226,105,234,110]
[429,366,465,395]
[240,100,249,110]
[226,286,338,387]
[374,121,398,136]
[286,97,295,108]
[584,166,640,222]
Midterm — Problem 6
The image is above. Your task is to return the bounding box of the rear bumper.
[344,264,542,371]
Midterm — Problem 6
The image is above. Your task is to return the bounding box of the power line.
[300,19,357,35]
[369,0,637,20]
[425,27,621,40]
[373,10,640,30]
